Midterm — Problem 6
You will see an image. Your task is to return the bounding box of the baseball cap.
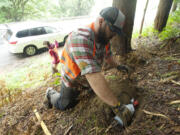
[100,7,125,35]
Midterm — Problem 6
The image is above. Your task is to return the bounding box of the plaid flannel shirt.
[60,25,112,87]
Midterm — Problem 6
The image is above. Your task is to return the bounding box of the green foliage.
[133,8,180,40]
[0,55,52,91]
[0,0,31,23]
[132,26,158,39]
[165,56,177,61]
[161,71,179,78]
[0,113,3,119]
[159,9,180,41]
[164,56,179,61]
[132,30,139,39]
[141,26,158,37]
[177,59,180,64]
[53,0,95,18]
[52,72,61,86]
[106,75,118,80]
[174,0,180,3]
[24,0,55,20]
[0,0,95,23]
[0,54,55,107]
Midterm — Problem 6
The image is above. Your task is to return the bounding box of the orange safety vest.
[60,22,110,79]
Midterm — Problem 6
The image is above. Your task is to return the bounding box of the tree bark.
[111,0,137,56]
[139,0,149,35]
[154,0,173,32]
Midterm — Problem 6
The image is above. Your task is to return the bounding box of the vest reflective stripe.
[60,57,74,79]
[105,43,110,56]
[60,49,80,79]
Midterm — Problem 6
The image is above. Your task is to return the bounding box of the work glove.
[112,102,135,127]
[116,65,129,73]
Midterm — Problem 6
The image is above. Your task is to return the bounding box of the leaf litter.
[0,36,180,135]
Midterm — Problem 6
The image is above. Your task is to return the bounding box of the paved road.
[0,41,49,70]
[0,42,62,73]
[0,43,25,68]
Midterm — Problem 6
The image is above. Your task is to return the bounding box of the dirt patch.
[0,71,141,135]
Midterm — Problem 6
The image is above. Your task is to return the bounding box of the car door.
[28,27,47,49]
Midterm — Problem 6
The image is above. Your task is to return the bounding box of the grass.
[0,55,52,90]
[161,71,180,78]
[105,75,118,80]
[163,56,180,61]
[132,25,158,39]
[0,53,61,107]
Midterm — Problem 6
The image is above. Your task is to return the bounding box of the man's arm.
[85,72,118,107]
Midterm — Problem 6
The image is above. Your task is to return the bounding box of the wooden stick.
[105,121,118,133]
[169,100,180,105]
[143,110,170,120]
[34,109,51,135]
[171,80,180,86]
[64,124,73,135]
[160,75,177,83]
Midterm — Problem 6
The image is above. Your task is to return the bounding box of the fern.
[159,9,180,41]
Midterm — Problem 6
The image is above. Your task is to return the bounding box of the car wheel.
[24,45,37,56]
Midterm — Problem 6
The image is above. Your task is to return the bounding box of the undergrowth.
[132,9,180,42]
[159,9,180,41]
[0,54,57,107]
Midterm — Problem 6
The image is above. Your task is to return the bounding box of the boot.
[45,87,60,108]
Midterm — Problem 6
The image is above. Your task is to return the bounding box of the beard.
[97,27,109,45]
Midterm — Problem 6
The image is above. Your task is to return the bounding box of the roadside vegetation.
[0,53,52,107]
[133,9,180,42]
[0,0,95,23]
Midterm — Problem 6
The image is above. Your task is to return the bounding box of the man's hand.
[116,65,129,73]
[112,103,134,127]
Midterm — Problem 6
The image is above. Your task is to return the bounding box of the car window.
[30,27,46,36]
[44,26,58,34]
[16,29,29,38]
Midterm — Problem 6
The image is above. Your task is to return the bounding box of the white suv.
[3,22,67,56]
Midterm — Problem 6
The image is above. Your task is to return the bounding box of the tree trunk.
[139,0,149,35]
[154,0,173,32]
[171,1,178,12]
[111,0,137,56]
